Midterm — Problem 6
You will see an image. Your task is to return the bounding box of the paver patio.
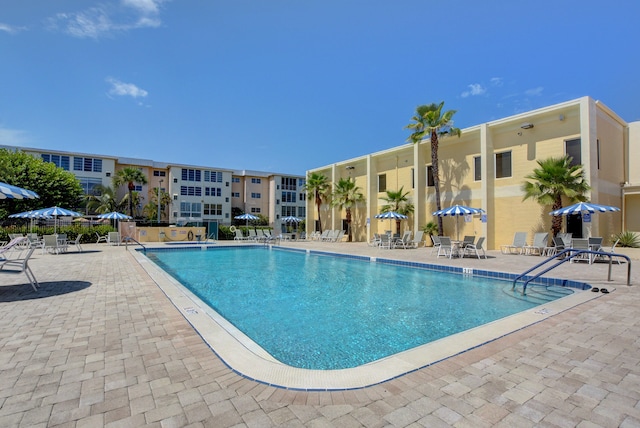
[0,241,638,427]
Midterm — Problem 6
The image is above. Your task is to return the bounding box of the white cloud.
[106,77,149,99]
[461,83,487,98]
[0,128,30,145]
[525,86,544,96]
[0,23,26,34]
[47,0,167,39]
[490,77,503,87]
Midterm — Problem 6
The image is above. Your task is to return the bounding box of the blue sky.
[1,0,639,176]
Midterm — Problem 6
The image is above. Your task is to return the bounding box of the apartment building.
[0,145,305,233]
[307,96,640,249]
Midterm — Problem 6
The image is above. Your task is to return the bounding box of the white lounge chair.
[430,235,441,255]
[233,229,247,240]
[43,235,63,255]
[395,231,412,249]
[72,234,83,252]
[437,236,455,258]
[409,230,424,248]
[96,232,108,243]
[501,232,527,254]
[570,238,591,263]
[523,232,549,256]
[0,236,30,259]
[463,237,486,259]
[0,246,39,291]
[108,232,120,246]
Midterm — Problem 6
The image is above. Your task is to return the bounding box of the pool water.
[146,247,569,370]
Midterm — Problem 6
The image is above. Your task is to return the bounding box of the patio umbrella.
[234,213,260,228]
[0,181,39,199]
[8,209,52,232]
[432,204,485,241]
[31,206,83,234]
[97,211,133,228]
[374,211,408,234]
[281,215,302,233]
[548,202,620,216]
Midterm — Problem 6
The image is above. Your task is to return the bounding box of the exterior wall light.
[520,123,534,129]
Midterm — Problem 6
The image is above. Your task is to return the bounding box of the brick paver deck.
[1,242,638,427]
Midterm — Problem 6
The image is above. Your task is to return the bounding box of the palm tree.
[304,172,330,233]
[86,185,118,214]
[522,156,590,237]
[406,102,461,236]
[380,186,415,235]
[113,167,148,217]
[331,177,365,242]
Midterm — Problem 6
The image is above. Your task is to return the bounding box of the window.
[78,177,103,195]
[232,177,240,183]
[251,192,261,199]
[205,187,222,197]
[250,207,261,213]
[204,170,223,182]
[474,156,481,181]
[495,151,512,178]
[596,139,600,169]
[180,186,202,196]
[181,168,201,182]
[73,157,102,172]
[378,174,386,192]
[203,203,222,216]
[153,171,166,177]
[426,166,434,187]
[180,202,201,218]
[281,177,297,190]
[281,206,296,216]
[411,168,415,189]
[298,207,306,217]
[232,192,240,198]
[134,185,142,192]
[282,191,296,203]
[251,178,261,184]
[41,154,70,170]
[299,192,306,201]
[565,138,581,167]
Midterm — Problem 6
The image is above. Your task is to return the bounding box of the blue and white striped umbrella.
[9,210,52,219]
[30,206,83,233]
[432,205,485,240]
[549,202,620,216]
[432,204,485,217]
[374,211,408,220]
[0,181,39,200]
[96,211,133,220]
[281,216,302,223]
[235,213,260,221]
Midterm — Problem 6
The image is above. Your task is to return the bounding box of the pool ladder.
[512,248,631,295]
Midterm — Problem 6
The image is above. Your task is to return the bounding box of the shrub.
[611,231,640,248]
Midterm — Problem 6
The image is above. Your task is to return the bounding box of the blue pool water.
[145,246,571,370]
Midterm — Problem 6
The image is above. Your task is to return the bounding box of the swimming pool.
[143,246,577,370]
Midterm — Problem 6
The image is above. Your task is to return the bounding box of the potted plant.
[422,221,439,246]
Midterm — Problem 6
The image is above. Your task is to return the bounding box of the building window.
[204,170,223,182]
[251,192,261,199]
[378,174,386,192]
[299,193,306,201]
[282,191,296,203]
[281,177,297,190]
[204,187,222,197]
[281,206,297,216]
[203,203,222,216]
[565,138,581,167]
[78,177,103,195]
[41,154,70,170]
[134,185,142,192]
[180,202,201,218]
[73,157,102,172]
[495,151,512,178]
[596,139,600,169]
[298,207,306,217]
[181,168,201,182]
[232,192,240,198]
[474,156,481,181]
[180,186,202,196]
[232,177,240,183]
[250,207,261,213]
[426,166,434,187]
[251,178,261,184]
[153,171,166,177]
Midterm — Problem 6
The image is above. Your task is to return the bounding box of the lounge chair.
[248,229,257,241]
[72,234,83,252]
[395,231,412,249]
[43,235,63,255]
[430,235,441,255]
[558,233,573,247]
[461,235,475,249]
[107,232,120,246]
[549,236,567,258]
[523,232,549,256]
[96,232,108,243]
[233,229,247,240]
[603,239,621,264]
[570,238,591,263]
[0,236,30,259]
[0,246,39,291]
[463,237,486,259]
[379,233,393,249]
[409,230,424,248]
[437,237,455,258]
[369,233,382,247]
[501,232,527,254]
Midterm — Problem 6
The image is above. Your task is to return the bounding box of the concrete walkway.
[0,242,639,427]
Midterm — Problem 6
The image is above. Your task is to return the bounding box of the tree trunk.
[431,130,443,236]
[315,192,323,233]
[551,196,563,236]
[346,208,352,242]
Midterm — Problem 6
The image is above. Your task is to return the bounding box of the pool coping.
[131,245,608,391]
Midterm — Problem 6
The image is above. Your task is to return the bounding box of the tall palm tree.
[331,177,365,242]
[380,186,415,235]
[304,172,330,233]
[406,102,461,236]
[522,156,590,237]
[86,185,118,214]
[113,167,148,217]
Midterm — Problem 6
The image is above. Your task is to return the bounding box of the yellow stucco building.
[307,96,639,249]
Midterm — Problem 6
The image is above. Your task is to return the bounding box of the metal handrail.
[123,236,146,252]
[512,248,631,295]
